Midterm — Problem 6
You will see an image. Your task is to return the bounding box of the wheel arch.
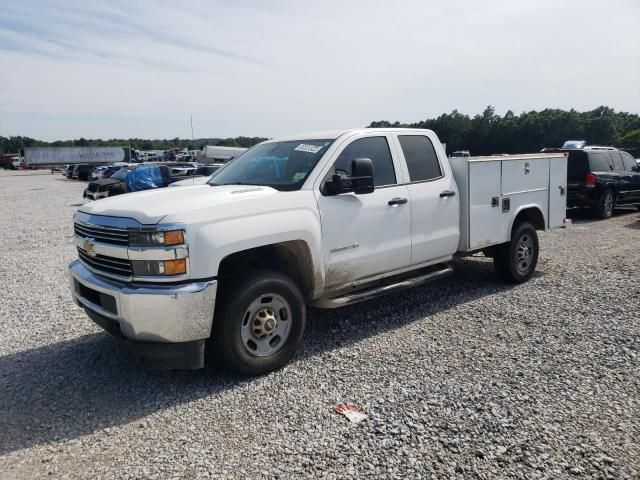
[510,205,546,238]
[217,240,316,301]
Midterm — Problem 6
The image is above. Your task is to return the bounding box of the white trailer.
[201,146,248,163]
[22,147,129,167]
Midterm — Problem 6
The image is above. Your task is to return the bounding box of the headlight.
[129,229,185,246]
[132,259,187,276]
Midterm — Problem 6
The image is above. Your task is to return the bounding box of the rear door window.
[610,152,625,171]
[398,135,442,181]
[588,152,612,172]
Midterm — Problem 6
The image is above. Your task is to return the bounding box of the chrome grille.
[74,222,129,246]
[77,248,132,279]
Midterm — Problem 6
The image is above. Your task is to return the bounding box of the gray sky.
[1,0,639,141]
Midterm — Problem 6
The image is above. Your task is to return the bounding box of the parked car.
[72,164,98,181]
[90,166,108,180]
[562,140,587,149]
[564,148,640,218]
[450,150,470,158]
[69,128,567,374]
[83,164,188,200]
[169,164,224,187]
[89,165,121,180]
[168,162,200,176]
[63,165,75,178]
[102,165,124,178]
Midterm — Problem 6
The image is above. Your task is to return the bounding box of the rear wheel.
[494,222,539,284]
[211,270,306,375]
[595,189,615,219]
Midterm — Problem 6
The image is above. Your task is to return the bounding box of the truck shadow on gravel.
[0,257,517,454]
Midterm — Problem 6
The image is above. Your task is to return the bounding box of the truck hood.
[79,184,280,224]
[169,175,212,187]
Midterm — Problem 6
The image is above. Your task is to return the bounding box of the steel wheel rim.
[515,234,534,275]
[604,192,613,216]
[240,293,292,357]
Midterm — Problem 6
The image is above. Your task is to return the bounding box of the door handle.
[388,197,408,206]
[440,190,456,197]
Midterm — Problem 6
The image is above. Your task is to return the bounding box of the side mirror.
[350,158,374,194]
[324,158,375,196]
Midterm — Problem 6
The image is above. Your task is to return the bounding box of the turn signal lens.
[163,230,185,246]
[132,259,187,276]
[163,259,186,275]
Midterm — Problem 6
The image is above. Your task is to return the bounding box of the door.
[315,135,411,288]
[549,156,567,228]
[394,134,460,265]
[610,151,631,204]
[621,152,640,204]
[468,161,504,249]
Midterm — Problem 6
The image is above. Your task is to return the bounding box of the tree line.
[0,136,268,155]
[2,106,639,156]
[370,106,640,156]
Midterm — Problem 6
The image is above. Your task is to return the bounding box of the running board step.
[313,264,454,309]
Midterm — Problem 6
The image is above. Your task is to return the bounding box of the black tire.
[211,269,306,376]
[595,189,615,219]
[493,222,539,284]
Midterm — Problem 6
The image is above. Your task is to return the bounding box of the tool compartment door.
[468,161,504,249]
[501,158,549,194]
[548,156,567,228]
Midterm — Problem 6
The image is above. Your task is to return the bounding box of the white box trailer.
[201,146,248,163]
[21,147,130,167]
[450,153,567,252]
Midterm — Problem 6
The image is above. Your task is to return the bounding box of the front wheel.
[211,270,306,375]
[493,222,539,284]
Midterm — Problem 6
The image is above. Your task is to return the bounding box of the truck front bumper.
[69,260,217,369]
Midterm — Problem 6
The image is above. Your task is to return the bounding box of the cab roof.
[265,128,437,142]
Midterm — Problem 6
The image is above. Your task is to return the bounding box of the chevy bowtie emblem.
[83,238,96,256]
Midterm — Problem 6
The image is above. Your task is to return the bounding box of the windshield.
[208,139,334,191]
[110,167,132,180]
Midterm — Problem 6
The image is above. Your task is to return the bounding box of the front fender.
[178,192,325,291]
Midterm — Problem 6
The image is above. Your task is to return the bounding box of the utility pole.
[190,114,194,141]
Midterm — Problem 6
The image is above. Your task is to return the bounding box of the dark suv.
[72,164,100,181]
[565,148,640,218]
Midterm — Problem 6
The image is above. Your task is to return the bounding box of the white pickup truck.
[69,129,567,375]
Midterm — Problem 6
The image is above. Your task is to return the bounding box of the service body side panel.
[451,153,566,253]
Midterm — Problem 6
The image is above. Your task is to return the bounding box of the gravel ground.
[0,170,639,479]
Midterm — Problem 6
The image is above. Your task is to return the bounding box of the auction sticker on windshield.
[294,144,323,154]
